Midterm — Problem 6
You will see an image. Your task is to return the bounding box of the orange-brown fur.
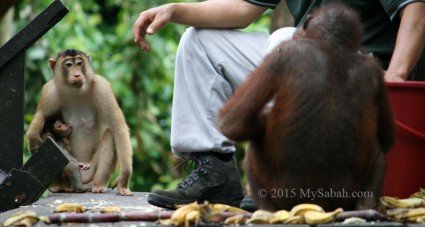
[220,3,394,211]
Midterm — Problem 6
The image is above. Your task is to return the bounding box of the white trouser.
[171,27,296,157]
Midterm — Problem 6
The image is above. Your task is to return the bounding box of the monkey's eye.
[64,60,73,68]
[75,59,83,66]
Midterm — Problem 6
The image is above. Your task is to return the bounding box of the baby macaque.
[43,117,92,192]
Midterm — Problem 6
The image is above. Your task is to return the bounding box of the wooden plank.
[0,52,24,172]
[0,0,68,68]
[0,168,43,212]
[22,137,70,202]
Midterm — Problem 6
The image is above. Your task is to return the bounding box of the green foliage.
[15,0,269,192]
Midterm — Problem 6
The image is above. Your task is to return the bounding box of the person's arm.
[385,2,425,82]
[133,0,268,51]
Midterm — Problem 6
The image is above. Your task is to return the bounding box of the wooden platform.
[0,190,163,226]
[0,191,410,226]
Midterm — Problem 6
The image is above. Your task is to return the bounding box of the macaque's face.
[54,120,72,137]
[49,53,92,89]
[61,56,86,88]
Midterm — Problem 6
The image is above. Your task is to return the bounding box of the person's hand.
[133,4,174,51]
[384,70,407,82]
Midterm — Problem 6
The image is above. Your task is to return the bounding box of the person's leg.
[263,27,296,56]
[148,27,267,209]
[170,27,268,157]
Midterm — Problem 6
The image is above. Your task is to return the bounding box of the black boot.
[147,153,245,209]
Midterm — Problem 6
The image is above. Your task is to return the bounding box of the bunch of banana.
[304,208,343,224]
[159,202,201,227]
[54,203,85,213]
[3,210,39,227]
[236,209,293,225]
[381,196,425,209]
[387,208,425,223]
[243,204,341,225]
[161,202,249,226]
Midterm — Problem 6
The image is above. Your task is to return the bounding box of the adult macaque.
[26,49,133,196]
[220,3,394,211]
[43,117,91,192]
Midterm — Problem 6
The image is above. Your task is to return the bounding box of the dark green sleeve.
[380,0,425,21]
[244,0,281,9]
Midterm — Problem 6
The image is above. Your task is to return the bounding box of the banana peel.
[223,214,247,225]
[3,210,39,227]
[410,189,425,199]
[184,210,201,227]
[209,204,247,213]
[170,202,200,226]
[387,207,425,223]
[270,210,291,224]
[304,208,343,225]
[284,215,302,224]
[246,210,273,224]
[381,196,425,209]
[54,203,85,213]
[290,203,324,216]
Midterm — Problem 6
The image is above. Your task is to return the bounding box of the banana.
[304,208,343,225]
[381,196,425,208]
[100,206,122,213]
[54,203,84,213]
[223,214,247,225]
[290,203,324,216]
[170,202,200,226]
[3,210,38,227]
[270,210,291,224]
[184,210,201,227]
[246,210,273,224]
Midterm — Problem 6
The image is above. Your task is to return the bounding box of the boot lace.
[175,156,211,189]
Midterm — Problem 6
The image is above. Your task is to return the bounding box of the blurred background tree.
[2,0,290,192]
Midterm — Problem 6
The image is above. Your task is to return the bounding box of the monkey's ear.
[303,14,312,30]
[48,59,56,70]
[87,54,92,63]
